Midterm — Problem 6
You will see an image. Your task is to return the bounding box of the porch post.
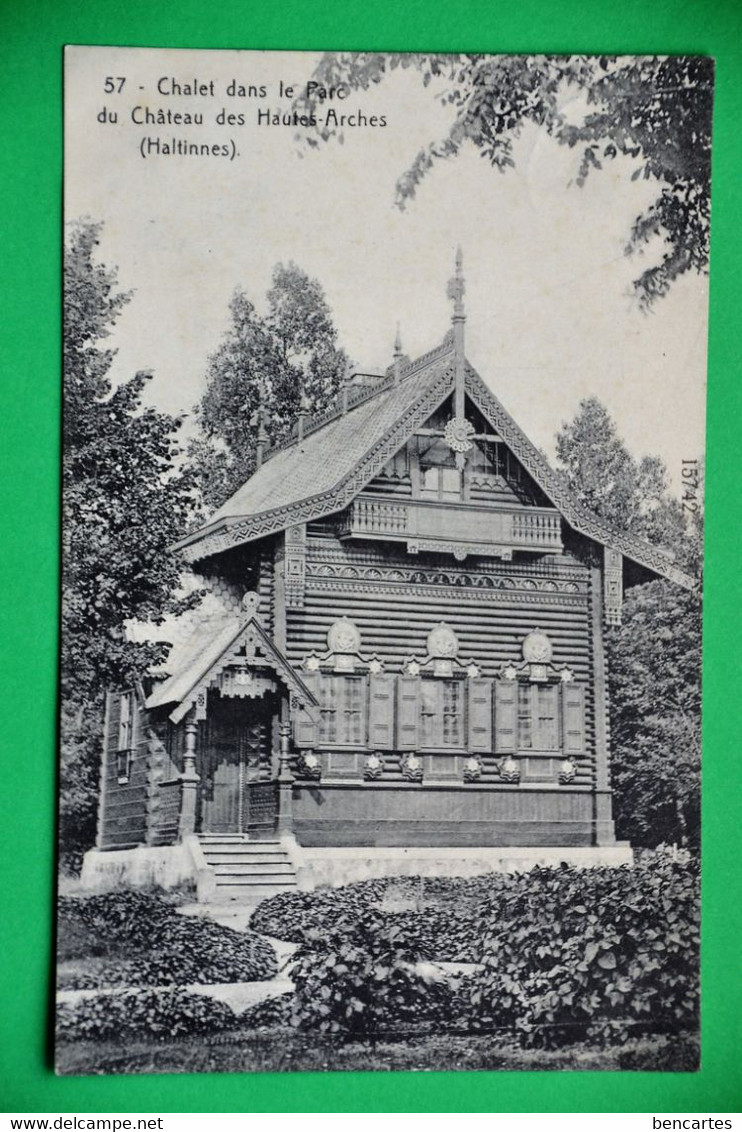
[590,566,617,846]
[178,710,200,840]
[277,720,294,836]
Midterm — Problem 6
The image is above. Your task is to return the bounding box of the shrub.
[256,853,699,1046]
[240,992,295,1030]
[58,891,278,985]
[56,987,237,1042]
[249,878,491,961]
[288,910,462,1035]
[465,853,700,1048]
[57,890,174,958]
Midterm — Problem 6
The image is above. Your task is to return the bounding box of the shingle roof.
[146,613,318,723]
[172,334,694,591]
[173,341,456,561]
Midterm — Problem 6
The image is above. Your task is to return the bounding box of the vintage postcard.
[58,47,711,1075]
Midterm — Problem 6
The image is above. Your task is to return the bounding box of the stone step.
[202,851,290,860]
[196,835,297,902]
[210,886,298,905]
[198,835,281,844]
[211,860,294,873]
[215,873,296,882]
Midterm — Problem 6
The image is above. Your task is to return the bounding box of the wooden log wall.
[98,691,150,850]
[284,524,596,791]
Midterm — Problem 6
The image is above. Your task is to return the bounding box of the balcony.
[337,495,563,559]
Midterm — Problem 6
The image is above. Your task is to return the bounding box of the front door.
[199,697,274,834]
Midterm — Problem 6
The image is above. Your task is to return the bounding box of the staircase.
[197,834,298,903]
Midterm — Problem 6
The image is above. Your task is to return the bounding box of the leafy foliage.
[61,221,199,868]
[189,263,348,510]
[466,854,699,1048]
[608,581,702,849]
[288,910,462,1035]
[254,856,699,1045]
[56,987,237,1042]
[58,890,277,986]
[554,396,702,848]
[250,877,485,959]
[299,54,713,305]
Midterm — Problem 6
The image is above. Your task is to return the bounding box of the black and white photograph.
[58,47,711,1076]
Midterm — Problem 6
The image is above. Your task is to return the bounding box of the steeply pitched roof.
[173,335,694,590]
[146,613,318,723]
[173,341,456,561]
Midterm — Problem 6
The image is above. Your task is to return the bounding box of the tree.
[554,395,702,848]
[555,396,687,550]
[299,53,713,306]
[61,220,198,867]
[190,262,348,511]
[607,578,702,850]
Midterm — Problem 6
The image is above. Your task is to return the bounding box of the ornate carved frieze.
[408,538,512,562]
[308,576,585,608]
[603,547,623,626]
[305,557,587,596]
[307,539,587,578]
[284,524,307,609]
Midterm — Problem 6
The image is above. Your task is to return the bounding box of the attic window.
[420,437,461,500]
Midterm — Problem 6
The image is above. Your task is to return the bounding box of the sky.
[65,47,709,493]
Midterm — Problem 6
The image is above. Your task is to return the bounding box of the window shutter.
[368,674,395,750]
[396,675,420,750]
[118,690,132,750]
[294,672,320,748]
[494,680,517,753]
[562,683,586,754]
[467,678,493,752]
[105,691,122,756]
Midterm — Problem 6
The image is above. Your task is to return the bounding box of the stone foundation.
[289,843,633,890]
[80,844,196,892]
[79,839,633,898]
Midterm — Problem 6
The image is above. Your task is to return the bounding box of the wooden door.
[199,699,272,834]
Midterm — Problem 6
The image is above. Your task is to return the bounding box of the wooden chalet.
[89,254,694,897]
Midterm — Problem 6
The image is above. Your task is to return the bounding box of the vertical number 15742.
[682,459,700,513]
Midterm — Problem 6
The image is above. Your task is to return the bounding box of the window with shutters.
[317,676,366,746]
[420,678,465,748]
[516,683,561,751]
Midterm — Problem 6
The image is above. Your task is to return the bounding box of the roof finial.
[393,323,403,385]
[447,246,466,419]
[447,245,466,322]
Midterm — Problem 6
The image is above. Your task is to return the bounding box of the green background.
[2,0,740,1113]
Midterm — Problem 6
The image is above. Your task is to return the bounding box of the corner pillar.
[590,566,617,846]
[277,720,294,837]
[178,711,200,840]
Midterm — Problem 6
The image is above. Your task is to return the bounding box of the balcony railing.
[337,495,563,557]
